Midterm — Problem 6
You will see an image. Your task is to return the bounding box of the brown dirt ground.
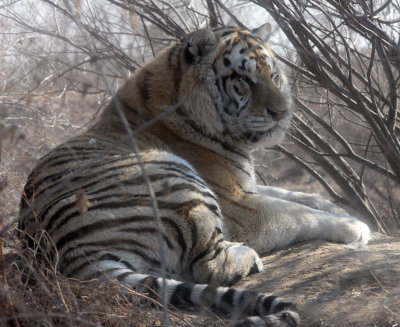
[242,233,400,327]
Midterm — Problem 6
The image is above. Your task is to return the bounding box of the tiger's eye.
[223,58,231,67]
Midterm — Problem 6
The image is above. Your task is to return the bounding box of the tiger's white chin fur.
[256,126,287,148]
[230,118,289,149]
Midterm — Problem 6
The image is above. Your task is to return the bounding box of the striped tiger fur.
[18,25,370,327]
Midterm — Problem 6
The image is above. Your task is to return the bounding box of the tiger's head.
[177,25,292,148]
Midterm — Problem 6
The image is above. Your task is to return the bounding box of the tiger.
[18,24,371,327]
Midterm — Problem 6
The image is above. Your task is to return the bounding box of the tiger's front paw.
[330,217,371,247]
[193,241,263,286]
[227,243,264,277]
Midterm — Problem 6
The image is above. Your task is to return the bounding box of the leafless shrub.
[255,0,400,233]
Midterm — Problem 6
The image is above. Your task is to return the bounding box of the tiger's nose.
[266,107,286,121]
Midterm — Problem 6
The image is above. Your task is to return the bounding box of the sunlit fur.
[19,25,370,327]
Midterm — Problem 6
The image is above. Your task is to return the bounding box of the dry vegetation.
[1,0,399,326]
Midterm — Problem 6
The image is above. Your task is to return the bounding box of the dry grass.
[1,241,164,327]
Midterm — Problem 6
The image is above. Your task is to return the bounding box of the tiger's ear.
[252,23,272,42]
[185,29,218,64]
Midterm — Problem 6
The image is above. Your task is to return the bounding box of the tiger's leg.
[220,193,370,254]
[257,185,348,215]
[172,200,263,286]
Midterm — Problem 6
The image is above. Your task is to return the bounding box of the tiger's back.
[20,136,218,279]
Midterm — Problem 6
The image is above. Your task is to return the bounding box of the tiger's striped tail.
[83,260,299,327]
